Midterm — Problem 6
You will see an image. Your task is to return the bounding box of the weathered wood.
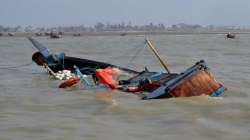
[169,70,221,97]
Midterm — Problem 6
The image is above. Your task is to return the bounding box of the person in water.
[46,52,65,65]
[32,51,66,74]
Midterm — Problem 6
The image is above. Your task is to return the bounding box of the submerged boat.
[142,60,226,99]
[28,37,138,75]
[114,39,226,99]
[29,37,226,100]
[112,60,226,99]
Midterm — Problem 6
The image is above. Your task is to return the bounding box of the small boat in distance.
[50,32,61,39]
[73,33,81,37]
[8,32,15,36]
[120,32,127,36]
[35,32,43,36]
[226,32,236,39]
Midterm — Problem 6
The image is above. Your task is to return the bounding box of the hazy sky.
[1,0,250,27]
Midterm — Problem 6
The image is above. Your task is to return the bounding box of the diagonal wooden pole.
[43,63,56,77]
[145,39,171,74]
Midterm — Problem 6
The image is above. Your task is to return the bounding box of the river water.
[0,34,249,140]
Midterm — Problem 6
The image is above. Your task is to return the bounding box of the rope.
[62,54,65,69]
[0,62,33,69]
[125,43,146,68]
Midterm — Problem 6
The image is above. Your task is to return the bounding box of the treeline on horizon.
[0,22,240,33]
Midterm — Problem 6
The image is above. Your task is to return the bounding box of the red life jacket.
[95,67,118,89]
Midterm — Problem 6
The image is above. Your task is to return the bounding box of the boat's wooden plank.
[170,70,221,97]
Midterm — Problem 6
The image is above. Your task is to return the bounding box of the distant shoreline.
[1,30,250,37]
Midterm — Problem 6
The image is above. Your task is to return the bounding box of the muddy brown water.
[0,34,249,140]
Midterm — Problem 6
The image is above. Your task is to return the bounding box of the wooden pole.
[43,63,56,77]
[145,39,171,73]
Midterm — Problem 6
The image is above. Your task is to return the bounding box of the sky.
[1,0,250,27]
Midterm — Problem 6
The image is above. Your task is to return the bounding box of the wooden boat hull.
[169,70,223,97]
[28,37,138,75]
[143,60,226,99]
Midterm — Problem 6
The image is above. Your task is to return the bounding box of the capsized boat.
[28,37,226,100]
[110,39,226,99]
[142,60,226,99]
[28,37,138,75]
[94,59,226,99]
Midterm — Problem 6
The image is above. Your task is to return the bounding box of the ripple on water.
[0,35,250,140]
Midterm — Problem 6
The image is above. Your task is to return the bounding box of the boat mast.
[145,39,171,74]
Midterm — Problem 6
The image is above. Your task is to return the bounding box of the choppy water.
[0,34,249,140]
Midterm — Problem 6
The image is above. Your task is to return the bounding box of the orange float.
[59,77,81,88]
[95,67,118,89]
